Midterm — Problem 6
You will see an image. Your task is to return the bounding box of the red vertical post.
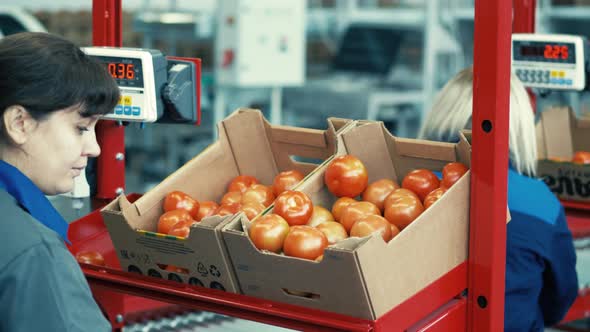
[92,0,125,199]
[468,0,512,331]
[513,0,538,113]
[513,0,536,33]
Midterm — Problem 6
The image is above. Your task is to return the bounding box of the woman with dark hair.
[0,32,119,331]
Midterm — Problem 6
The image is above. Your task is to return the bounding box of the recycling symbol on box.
[197,262,208,277]
[209,265,221,278]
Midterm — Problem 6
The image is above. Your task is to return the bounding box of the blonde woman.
[420,67,577,331]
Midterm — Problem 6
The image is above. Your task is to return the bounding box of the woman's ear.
[3,105,37,145]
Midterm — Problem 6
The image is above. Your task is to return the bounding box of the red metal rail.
[81,261,467,332]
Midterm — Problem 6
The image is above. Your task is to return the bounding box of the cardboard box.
[101,109,352,293]
[537,107,590,202]
[222,120,472,319]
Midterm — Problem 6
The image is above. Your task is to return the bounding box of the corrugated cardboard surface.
[101,109,349,293]
[222,120,471,319]
[537,107,590,201]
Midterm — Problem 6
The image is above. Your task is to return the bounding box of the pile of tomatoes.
[156,170,307,238]
[550,151,590,164]
[248,155,469,262]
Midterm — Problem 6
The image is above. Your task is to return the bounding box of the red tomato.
[339,201,380,233]
[195,201,219,221]
[331,197,356,222]
[157,209,193,234]
[168,219,197,237]
[350,215,393,242]
[75,251,105,266]
[385,188,419,203]
[316,221,348,245]
[168,226,190,238]
[241,184,275,207]
[324,155,368,198]
[283,225,328,261]
[307,205,335,227]
[442,162,469,189]
[227,175,259,193]
[165,265,189,274]
[384,194,424,230]
[163,191,200,219]
[362,179,399,213]
[424,187,446,209]
[273,170,305,196]
[273,191,314,226]
[240,201,266,220]
[221,191,242,205]
[214,202,241,216]
[573,151,590,165]
[401,169,440,202]
[248,214,290,253]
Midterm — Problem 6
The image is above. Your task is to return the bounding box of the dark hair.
[0,32,120,120]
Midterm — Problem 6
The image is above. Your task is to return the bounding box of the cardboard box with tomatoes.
[537,107,590,203]
[100,109,354,292]
[222,120,472,319]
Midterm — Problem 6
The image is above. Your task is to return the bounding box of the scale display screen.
[95,55,144,88]
[82,47,167,122]
[513,41,575,64]
[511,34,586,91]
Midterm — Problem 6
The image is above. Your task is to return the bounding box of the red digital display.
[515,41,575,64]
[107,63,135,80]
[95,55,144,88]
[544,44,569,60]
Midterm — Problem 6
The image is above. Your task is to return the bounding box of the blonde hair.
[418,67,537,176]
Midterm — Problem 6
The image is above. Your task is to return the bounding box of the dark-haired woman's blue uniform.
[505,167,578,331]
[0,161,110,332]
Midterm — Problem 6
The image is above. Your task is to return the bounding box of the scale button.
[132,106,141,116]
[123,96,132,106]
[114,105,123,114]
[551,71,558,77]
[123,106,132,115]
[565,79,573,85]
[558,71,565,78]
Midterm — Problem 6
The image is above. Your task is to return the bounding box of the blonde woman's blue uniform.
[504,167,577,331]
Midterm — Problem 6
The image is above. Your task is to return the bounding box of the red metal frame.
[468,1,511,331]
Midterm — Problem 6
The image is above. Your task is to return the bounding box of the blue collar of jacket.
[0,160,70,244]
